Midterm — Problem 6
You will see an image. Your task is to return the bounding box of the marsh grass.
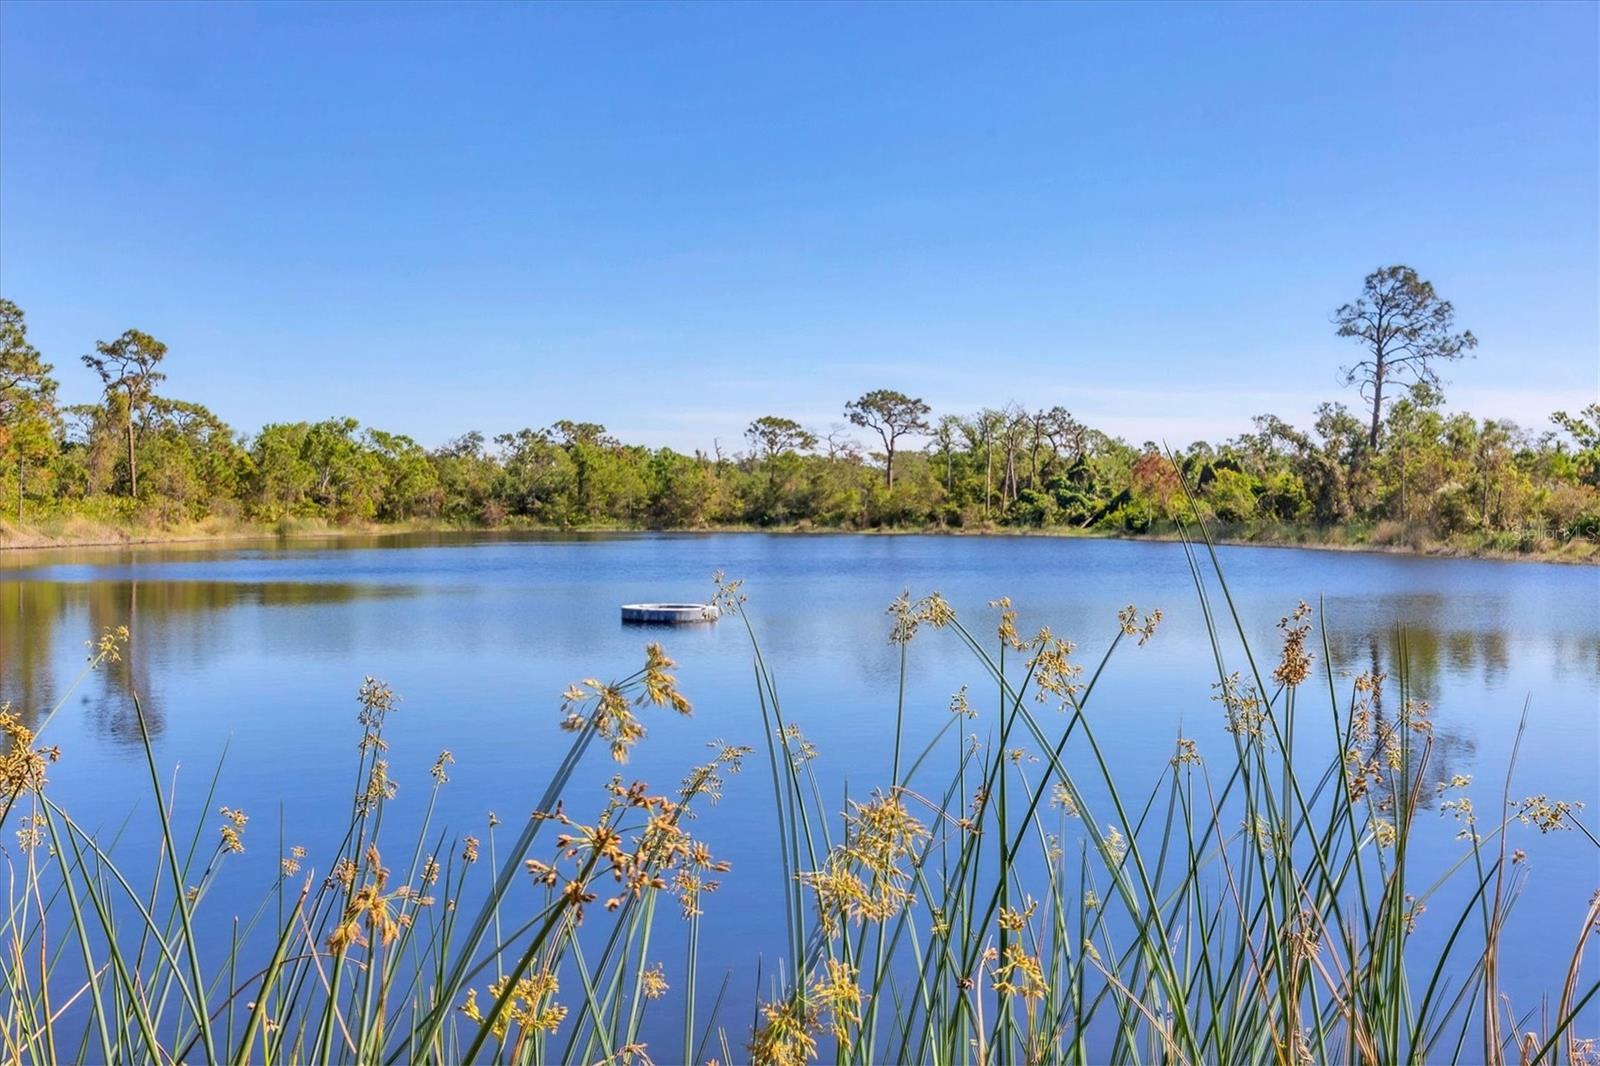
[0,512,1594,1064]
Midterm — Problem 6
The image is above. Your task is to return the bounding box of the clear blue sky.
[2,1,1595,451]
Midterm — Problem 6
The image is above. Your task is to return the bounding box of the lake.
[2,531,1597,1048]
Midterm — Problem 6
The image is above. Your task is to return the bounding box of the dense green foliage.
[1,269,1596,554]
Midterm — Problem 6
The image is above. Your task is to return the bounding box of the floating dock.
[620,603,721,624]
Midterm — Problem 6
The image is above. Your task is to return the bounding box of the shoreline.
[2,517,1594,566]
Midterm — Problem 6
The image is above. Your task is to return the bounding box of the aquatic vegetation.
[0,529,1595,1065]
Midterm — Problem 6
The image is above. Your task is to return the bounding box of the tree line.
[1,266,1596,552]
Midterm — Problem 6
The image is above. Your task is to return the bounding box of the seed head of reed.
[1369,720,1407,774]
[842,792,927,874]
[918,591,957,628]
[672,868,723,919]
[1439,795,1479,842]
[1117,604,1164,645]
[749,994,818,1066]
[14,814,43,852]
[462,970,566,1039]
[640,962,669,1000]
[798,795,928,929]
[957,783,991,833]
[1028,629,1083,706]
[1348,672,1384,743]
[989,597,1027,650]
[561,645,691,762]
[1102,824,1128,864]
[87,624,129,664]
[679,741,753,805]
[429,749,454,784]
[526,774,729,921]
[711,570,747,614]
[1401,696,1433,738]
[330,856,357,889]
[1288,908,1322,962]
[328,846,401,954]
[358,758,397,815]
[0,708,59,794]
[1216,673,1267,739]
[355,676,398,750]
[780,723,818,765]
[990,944,1049,1002]
[887,590,958,644]
[1403,894,1426,934]
[1243,813,1276,854]
[887,590,917,644]
[811,958,864,1042]
[1273,601,1314,688]
[1050,780,1080,818]
[640,643,691,714]
[1344,747,1384,802]
[217,805,248,853]
[787,864,889,921]
[1517,794,1586,833]
[998,896,1037,933]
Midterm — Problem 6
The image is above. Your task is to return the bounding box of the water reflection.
[0,534,1592,1036]
[1,552,1577,779]
[1324,605,1512,692]
[0,579,418,743]
[0,529,642,576]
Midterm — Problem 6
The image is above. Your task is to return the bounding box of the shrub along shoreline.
[6,274,1600,566]
[2,514,1593,565]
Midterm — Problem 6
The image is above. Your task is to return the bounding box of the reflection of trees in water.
[0,584,150,738]
[85,580,161,742]
[1330,635,1476,811]
[1319,610,1597,810]
[1324,608,1526,700]
[1,579,409,745]
[1550,632,1600,683]
[0,580,66,722]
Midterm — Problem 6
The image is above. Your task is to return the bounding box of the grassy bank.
[0,513,470,551]
[3,512,1595,565]
[0,525,1594,1064]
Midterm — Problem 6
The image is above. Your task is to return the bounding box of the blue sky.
[1,1,1595,451]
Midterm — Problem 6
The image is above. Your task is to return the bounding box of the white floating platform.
[620,603,721,624]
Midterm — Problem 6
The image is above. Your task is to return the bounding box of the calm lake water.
[2,531,1597,1042]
